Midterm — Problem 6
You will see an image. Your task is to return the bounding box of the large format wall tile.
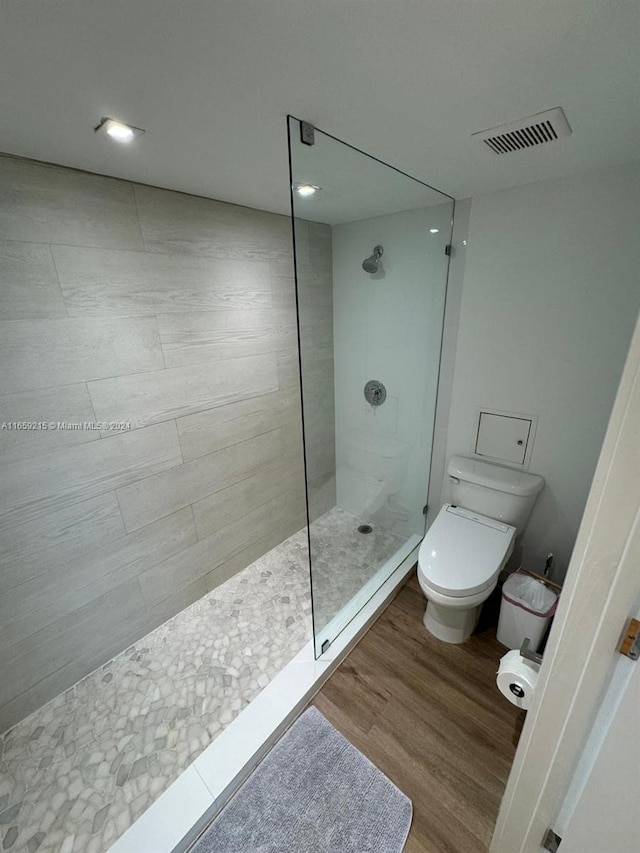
[157,308,273,335]
[157,308,278,368]
[88,354,279,431]
[269,258,296,280]
[270,286,297,320]
[202,484,305,589]
[293,219,334,276]
[0,239,67,320]
[0,508,197,652]
[276,350,301,391]
[0,384,100,463]
[192,457,304,539]
[0,492,126,591]
[0,157,142,249]
[116,427,285,532]
[0,154,315,729]
[295,222,336,520]
[53,245,272,316]
[176,387,299,461]
[0,421,182,527]
[300,342,334,384]
[161,326,278,369]
[0,578,147,724]
[138,486,304,605]
[134,184,292,261]
[203,509,305,593]
[0,316,164,395]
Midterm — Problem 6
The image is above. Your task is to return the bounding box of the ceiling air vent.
[472,107,572,155]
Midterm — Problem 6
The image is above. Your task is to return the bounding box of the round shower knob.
[364,380,386,407]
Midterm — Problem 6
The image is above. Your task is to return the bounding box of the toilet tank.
[447,456,544,534]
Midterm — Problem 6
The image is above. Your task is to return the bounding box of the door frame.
[491,312,640,852]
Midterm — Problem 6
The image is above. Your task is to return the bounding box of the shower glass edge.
[286,116,454,658]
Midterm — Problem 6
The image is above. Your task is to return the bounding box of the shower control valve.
[364,380,387,407]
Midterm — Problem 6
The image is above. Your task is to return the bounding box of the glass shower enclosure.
[288,118,454,656]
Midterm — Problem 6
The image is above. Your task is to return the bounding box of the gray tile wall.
[0,155,327,732]
[293,219,336,521]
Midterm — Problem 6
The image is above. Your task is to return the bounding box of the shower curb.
[107,544,420,853]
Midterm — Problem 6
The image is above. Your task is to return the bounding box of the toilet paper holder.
[520,637,543,665]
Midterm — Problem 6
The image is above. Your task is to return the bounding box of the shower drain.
[358,524,373,535]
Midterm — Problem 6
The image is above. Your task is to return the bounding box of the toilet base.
[423,599,482,644]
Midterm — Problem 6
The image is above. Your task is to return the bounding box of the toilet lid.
[419,505,516,597]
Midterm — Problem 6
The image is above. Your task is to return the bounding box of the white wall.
[426,198,470,525]
[332,204,453,535]
[443,161,640,579]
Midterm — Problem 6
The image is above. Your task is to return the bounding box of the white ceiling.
[1,0,638,215]
[290,120,452,224]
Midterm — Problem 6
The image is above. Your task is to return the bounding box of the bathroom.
[1,4,639,853]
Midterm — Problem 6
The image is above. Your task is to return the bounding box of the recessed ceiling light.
[430,228,439,233]
[94,117,145,143]
[294,184,320,197]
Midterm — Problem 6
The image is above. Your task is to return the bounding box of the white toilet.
[417,456,544,644]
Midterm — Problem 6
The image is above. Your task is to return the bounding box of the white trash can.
[497,571,559,653]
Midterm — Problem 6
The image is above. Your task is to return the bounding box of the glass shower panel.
[287,117,454,656]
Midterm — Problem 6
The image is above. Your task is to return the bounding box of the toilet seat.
[418,505,516,597]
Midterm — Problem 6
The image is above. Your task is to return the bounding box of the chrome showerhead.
[362,245,383,273]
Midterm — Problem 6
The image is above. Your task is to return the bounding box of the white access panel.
[475,410,533,466]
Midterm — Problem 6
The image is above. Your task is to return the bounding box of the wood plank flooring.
[311,573,525,853]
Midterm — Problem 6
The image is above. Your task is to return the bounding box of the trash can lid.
[502,571,559,617]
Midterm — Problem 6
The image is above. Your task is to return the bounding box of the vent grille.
[473,107,572,155]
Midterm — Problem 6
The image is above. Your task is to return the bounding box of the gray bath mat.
[191,706,412,853]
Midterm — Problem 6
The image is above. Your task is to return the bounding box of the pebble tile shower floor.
[0,528,311,853]
[309,507,404,633]
[0,507,403,853]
